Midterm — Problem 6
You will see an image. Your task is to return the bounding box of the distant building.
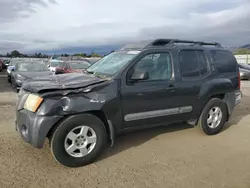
[235,54,250,64]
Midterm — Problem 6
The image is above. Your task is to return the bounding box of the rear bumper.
[223,90,242,121]
[16,109,62,148]
[235,90,242,106]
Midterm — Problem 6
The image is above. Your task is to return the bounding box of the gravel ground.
[0,70,250,188]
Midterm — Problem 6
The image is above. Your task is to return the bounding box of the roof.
[120,39,223,51]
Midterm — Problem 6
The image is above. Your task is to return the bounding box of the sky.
[0,0,250,53]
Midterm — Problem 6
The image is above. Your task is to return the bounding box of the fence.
[235,54,250,64]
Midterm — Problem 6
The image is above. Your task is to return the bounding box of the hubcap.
[207,106,222,128]
[64,125,97,158]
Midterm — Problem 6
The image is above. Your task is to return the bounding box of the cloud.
[0,0,54,23]
[0,0,249,53]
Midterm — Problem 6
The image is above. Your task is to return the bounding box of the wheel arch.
[47,110,115,147]
[195,92,234,126]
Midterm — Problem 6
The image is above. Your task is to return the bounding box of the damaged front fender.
[35,80,123,146]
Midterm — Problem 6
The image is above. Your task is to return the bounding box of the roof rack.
[120,40,152,51]
[120,39,222,51]
[147,39,222,47]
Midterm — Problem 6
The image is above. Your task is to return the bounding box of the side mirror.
[11,67,15,72]
[55,67,64,74]
[131,69,149,81]
[47,64,50,68]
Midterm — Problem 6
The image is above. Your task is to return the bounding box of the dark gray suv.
[16,39,242,167]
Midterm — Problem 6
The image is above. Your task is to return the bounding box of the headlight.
[17,74,26,80]
[240,72,246,76]
[24,94,43,112]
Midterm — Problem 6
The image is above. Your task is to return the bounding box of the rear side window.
[196,51,208,75]
[211,50,237,73]
[179,50,209,78]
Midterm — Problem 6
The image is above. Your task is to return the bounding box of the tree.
[73,53,87,57]
[234,48,250,55]
[91,51,102,57]
[10,50,22,57]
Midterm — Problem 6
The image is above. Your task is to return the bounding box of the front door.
[121,51,192,128]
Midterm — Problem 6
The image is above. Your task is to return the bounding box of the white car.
[47,60,64,72]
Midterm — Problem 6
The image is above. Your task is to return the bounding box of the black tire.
[197,98,228,135]
[11,79,18,92]
[49,114,108,167]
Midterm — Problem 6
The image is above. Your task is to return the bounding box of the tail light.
[238,72,241,89]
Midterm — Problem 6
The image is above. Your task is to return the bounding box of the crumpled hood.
[22,73,106,93]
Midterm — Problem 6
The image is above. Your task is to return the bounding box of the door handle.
[166,84,176,92]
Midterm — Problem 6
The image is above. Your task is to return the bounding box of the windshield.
[86,51,138,76]
[69,61,90,69]
[9,60,19,66]
[50,61,63,67]
[16,62,48,72]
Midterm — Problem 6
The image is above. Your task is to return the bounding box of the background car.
[238,63,250,80]
[47,59,64,72]
[10,61,53,92]
[0,59,3,72]
[85,57,101,65]
[3,59,10,69]
[55,60,91,74]
[7,59,21,82]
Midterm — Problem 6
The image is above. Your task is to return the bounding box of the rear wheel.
[49,114,108,167]
[197,98,228,135]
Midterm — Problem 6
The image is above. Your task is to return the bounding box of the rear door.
[175,49,212,118]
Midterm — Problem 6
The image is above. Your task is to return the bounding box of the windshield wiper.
[85,70,109,79]
[86,70,95,74]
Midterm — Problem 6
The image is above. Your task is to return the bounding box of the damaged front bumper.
[15,109,62,148]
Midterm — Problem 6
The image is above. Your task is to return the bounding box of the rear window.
[210,50,237,73]
[69,61,90,69]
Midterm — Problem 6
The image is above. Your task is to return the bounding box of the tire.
[197,98,228,135]
[49,114,108,167]
[11,79,18,92]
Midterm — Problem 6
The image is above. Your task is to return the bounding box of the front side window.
[132,52,172,81]
[87,51,138,76]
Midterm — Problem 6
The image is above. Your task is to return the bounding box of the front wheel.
[197,98,228,135]
[49,114,108,167]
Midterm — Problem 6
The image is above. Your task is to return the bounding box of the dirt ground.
[0,70,250,188]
